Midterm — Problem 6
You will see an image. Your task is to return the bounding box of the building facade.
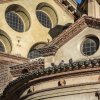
[1,0,100,100]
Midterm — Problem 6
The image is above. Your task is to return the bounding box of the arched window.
[28,43,47,59]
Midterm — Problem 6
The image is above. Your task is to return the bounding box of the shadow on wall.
[49,23,72,38]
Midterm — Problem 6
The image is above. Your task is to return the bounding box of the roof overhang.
[38,15,100,56]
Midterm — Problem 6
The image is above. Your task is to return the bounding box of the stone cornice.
[49,15,100,48]
[2,57,100,100]
[37,45,58,57]
[0,52,44,77]
[0,0,79,18]
[21,82,100,100]
[0,0,17,4]
[0,52,28,63]
[10,58,44,77]
[38,15,100,57]
[48,15,87,48]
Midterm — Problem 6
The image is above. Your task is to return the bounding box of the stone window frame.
[80,35,99,56]
[5,4,30,32]
[36,2,58,28]
[0,30,12,53]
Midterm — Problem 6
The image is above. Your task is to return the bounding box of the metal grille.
[6,11,24,32]
[28,43,46,59]
[28,50,41,59]
[0,42,5,52]
[82,37,98,56]
[36,11,52,28]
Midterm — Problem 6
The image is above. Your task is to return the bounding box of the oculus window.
[6,11,24,32]
[36,11,52,28]
[36,3,58,28]
[81,36,99,56]
[5,4,30,32]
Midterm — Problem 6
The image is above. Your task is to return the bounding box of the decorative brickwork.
[1,57,100,100]
[0,53,28,93]
[36,15,100,57]
[10,58,44,77]
[0,62,12,94]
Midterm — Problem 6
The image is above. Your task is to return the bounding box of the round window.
[5,4,30,32]
[81,36,99,56]
[6,11,24,32]
[36,10,52,28]
[36,3,58,28]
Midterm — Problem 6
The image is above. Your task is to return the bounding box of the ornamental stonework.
[0,63,12,93]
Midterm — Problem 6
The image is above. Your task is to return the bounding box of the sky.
[76,0,82,4]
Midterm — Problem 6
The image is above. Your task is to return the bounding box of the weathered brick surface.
[0,63,12,93]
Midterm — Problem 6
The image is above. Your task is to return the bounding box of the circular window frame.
[5,4,30,32]
[36,10,53,28]
[6,11,25,32]
[36,3,58,29]
[80,35,99,56]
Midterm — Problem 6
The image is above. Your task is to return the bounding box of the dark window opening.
[81,36,99,56]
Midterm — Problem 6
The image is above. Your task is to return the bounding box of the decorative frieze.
[2,57,100,100]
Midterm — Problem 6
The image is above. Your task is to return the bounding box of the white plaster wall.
[54,27,100,64]
[25,83,100,100]
[34,74,100,92]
